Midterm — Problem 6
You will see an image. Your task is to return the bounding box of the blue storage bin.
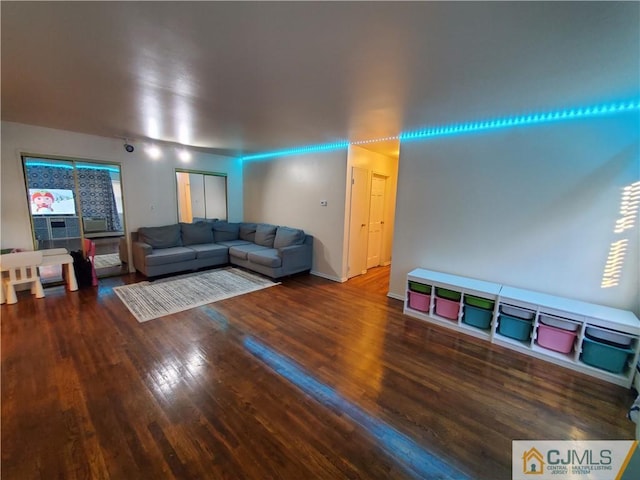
[462,304,492,330]
[580,337,633,374]
[498,314,532,341]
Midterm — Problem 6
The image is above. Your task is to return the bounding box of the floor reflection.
[244,336,470,480]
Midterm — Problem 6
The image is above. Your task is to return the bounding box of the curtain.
[25,164,75,191]
[76,168,122,231]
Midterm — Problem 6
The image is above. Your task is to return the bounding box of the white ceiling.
[2,2,638,157]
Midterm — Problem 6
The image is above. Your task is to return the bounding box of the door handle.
[361,224,366,227]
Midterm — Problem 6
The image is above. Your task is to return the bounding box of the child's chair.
[0,251,45,304]
[83,239,98,287]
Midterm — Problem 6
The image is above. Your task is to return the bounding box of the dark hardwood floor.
[1,265,636,479]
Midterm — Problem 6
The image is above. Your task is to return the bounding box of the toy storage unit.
[404,268,640,387]
[404,269,501,341]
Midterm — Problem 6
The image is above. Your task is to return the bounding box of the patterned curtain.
[76,168,122,231]
[25,164,75,190]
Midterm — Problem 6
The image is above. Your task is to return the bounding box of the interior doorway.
[367,173,387,269]
[344,144,399,285]
[347,166,369,279]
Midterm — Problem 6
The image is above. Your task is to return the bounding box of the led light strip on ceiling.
[240,99,640,161]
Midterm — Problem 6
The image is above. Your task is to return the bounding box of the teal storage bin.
[498,314,533,341]
[580,337,633,374]
[462,305,492,330]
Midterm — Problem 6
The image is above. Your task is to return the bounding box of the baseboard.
[387,292,405,301]
[310,270,346,283]
[381,261,391,267]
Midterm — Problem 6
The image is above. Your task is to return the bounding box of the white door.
[367,174,386,268]
[348,167,369,278]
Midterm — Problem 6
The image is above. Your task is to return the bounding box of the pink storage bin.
[408,291,430,312]
[435,296,459,320]
[537,323,577,354]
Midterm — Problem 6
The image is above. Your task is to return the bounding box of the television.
[29,188,77,216]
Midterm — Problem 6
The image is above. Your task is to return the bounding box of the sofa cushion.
[138,224,182,249]
[188,243,228,259]
[273,227,305,249]
[239,223,258,242]
[248,249,282,268]
[212,221,240,242]
[181,222,214,246]
[145,247,196,266]
[254,224,278,247]
[216,239,252,248]
[229,244,269,260]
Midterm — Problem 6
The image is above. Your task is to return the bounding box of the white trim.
[387,292,405,301]
[311,270,346,283]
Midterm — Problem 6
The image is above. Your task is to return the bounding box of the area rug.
[94,253,122,269]
[113,267,279,322]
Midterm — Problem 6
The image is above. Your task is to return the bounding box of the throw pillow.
[254,224,278,247]
[273,227,305,249]
[181,222,214,245]
[239,223,258,242]
[212,221,240,242]
[138,224,182,249]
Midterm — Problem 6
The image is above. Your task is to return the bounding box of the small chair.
[84,239,98,287]
[0,251,45,305]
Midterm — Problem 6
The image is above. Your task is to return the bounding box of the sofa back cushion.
[138,224,182,249]
[181,222,214,246]
[212,221,240,242]
[239,223,258,242]
[254,224,278,247]
[273,226,306,249]
[192,217,218,223]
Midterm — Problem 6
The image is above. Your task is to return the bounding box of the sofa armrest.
[131,241,153,273]
[278,243,312,271]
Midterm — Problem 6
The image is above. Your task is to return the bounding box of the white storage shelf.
[404,268,640,388]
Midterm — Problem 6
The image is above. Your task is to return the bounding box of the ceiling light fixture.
[145,144,162,160]
[178,148,192,162]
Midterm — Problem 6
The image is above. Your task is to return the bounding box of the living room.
[1,2,639,479]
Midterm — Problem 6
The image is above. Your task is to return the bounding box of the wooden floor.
[1,266,636,479]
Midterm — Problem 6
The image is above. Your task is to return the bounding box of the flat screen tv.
[29,188,77,216]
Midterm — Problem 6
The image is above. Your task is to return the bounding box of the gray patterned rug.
[114,267,279,322]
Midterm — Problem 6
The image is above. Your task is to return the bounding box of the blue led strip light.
[240,99,639,160]
[244,336,470,480]
[399,100,640,142]
[25,161,120,173]
[240,141,350,161]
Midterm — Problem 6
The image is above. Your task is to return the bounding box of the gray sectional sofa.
[130,221,313,279]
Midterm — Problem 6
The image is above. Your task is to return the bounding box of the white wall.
[1,122,243,262]
[390,114,640,315]
[343,145,399,278]
[242,150,348,281]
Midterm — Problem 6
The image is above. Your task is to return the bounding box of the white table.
[41,248,78,292]
[1,249,78,304]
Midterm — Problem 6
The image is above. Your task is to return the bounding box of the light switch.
[320,200,328,206]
